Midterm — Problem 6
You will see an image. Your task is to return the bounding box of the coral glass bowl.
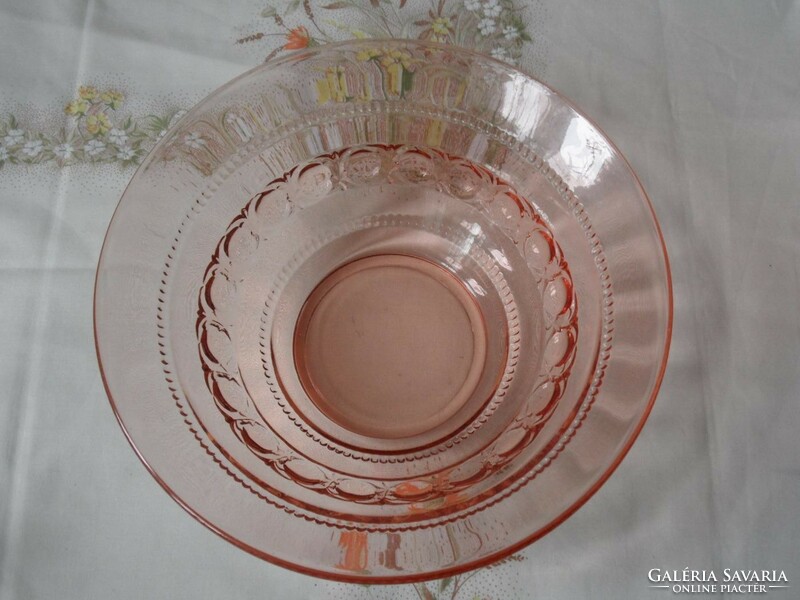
[94,39,672,582]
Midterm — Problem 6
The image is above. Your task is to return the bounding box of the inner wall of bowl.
[268,199,519,455]
[168,109,600,528]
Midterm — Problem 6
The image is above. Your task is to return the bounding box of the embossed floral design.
[237,0,532,65]
[0,89,187,169]
[404,469,468,515]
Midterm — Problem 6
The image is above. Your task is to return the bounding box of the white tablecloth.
[1,1,798,598]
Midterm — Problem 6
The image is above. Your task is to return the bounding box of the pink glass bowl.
[94,39,672,582]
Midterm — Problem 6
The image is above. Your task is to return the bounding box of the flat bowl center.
[294,254,487,439]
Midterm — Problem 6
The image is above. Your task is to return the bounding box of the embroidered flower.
[1,102,195,169]
[432,17,453,35]
[490,47,510,61]
[108,128,128,146]
[183,132,205,149]
[53,143,74,160]
[86,113,111,135]
[285,26,311,50]
[503,25,519,40]
[84,139,106,156]
[101,90,125,109]
[3,129,24,146]
[78,85,99,101]
[464,0,481,10]
[483,0,502,18]
[477,17,496,36]
[21,139,43,157]
[65,99,89,116]
[356,48,381,62]
[379,49,413,69]
[116,145,136,161]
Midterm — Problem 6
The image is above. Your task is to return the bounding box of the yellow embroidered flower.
[432,17,453,35]
[101,90,125,109]
[86,113,111,135]
[355,48,381,62]
[78,85,99,101]
[380,49,413,70]
[64,99,89,116]
[315,67,349,104]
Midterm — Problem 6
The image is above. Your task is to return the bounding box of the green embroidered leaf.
[508,14,526,30]
[260,6,277,18]
[284,0,301,15]
[438,576,453,592]
[145,114,171,132]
